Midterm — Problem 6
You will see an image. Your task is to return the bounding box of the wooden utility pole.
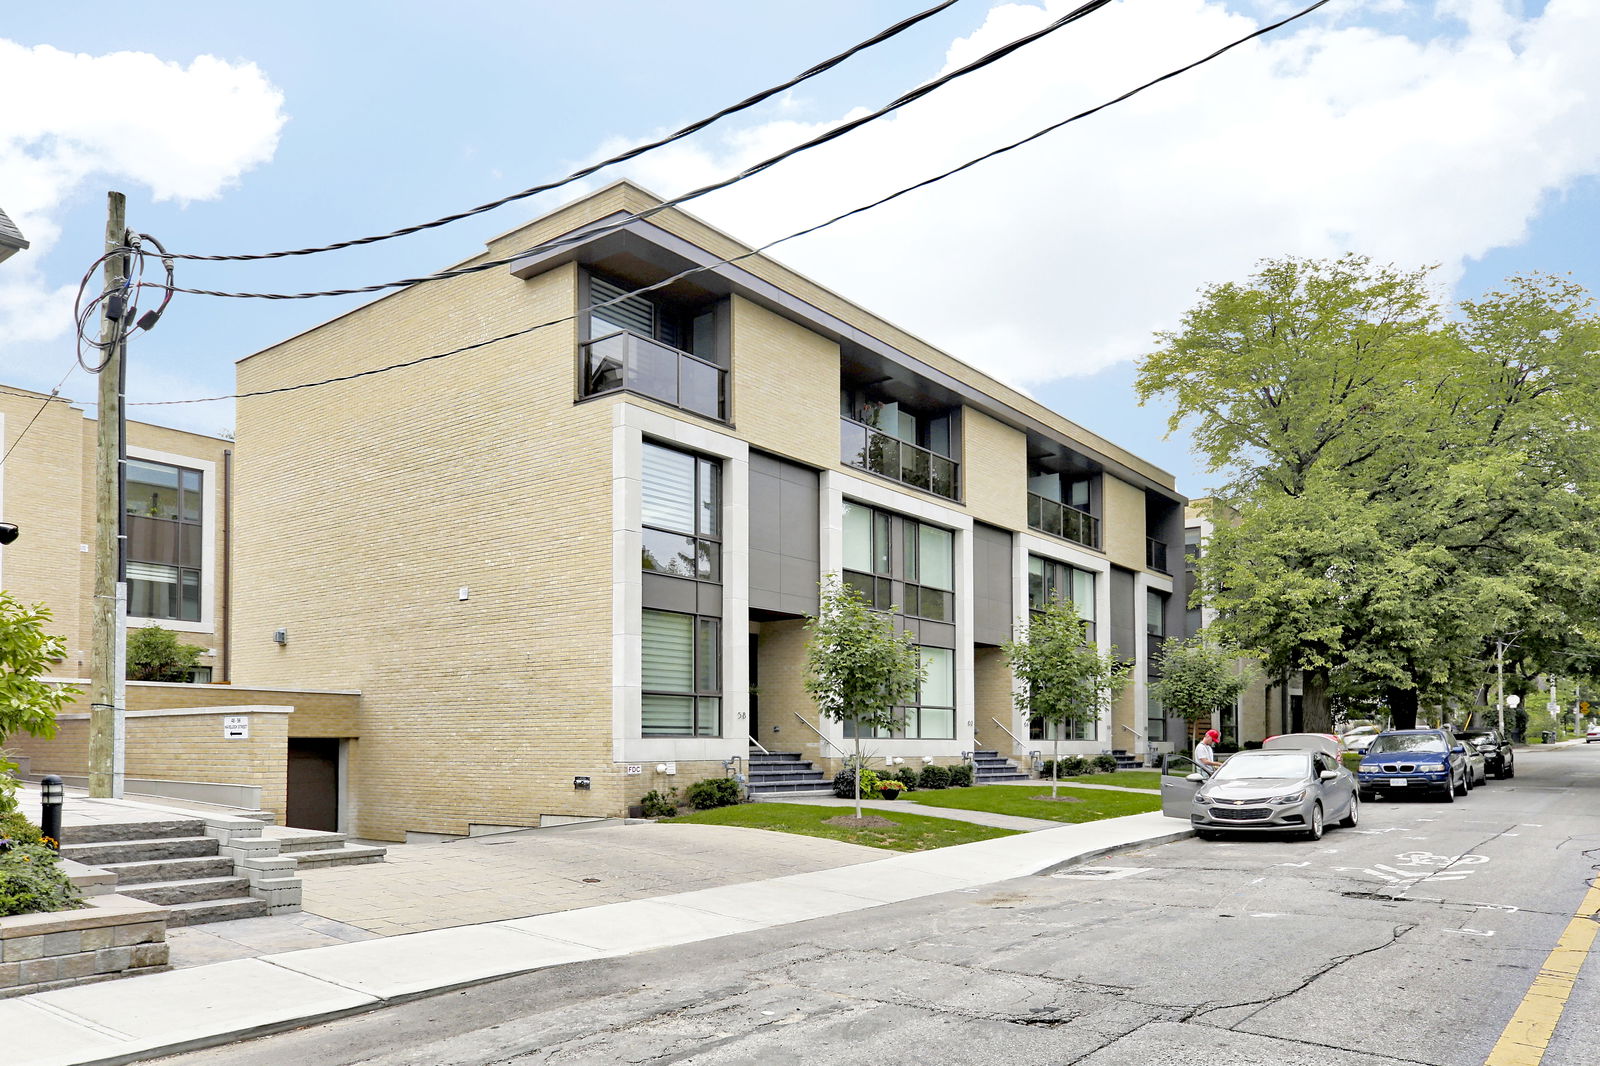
[89,190,127,798]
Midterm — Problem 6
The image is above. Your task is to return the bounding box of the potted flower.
[876,779,905,800]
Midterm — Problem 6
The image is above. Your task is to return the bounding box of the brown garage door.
[287,738,339,832]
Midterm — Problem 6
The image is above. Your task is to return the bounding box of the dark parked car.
[1456,729,1515,779]
[1357,729,1471,802]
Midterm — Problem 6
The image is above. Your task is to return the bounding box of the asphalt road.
[155,744,1600,1066]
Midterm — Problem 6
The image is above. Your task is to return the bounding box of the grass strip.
[901,784,1161,823]
[663,802,1018,851]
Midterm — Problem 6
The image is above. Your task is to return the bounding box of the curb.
[1039,827,1196,875]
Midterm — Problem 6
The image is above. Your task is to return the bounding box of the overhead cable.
[128,0,1332,409]
[162,0,1119,300]
[161,0,964,263]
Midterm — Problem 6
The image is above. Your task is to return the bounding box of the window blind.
[642,444,697,533]
[590,275,655,336]
[642,610,694,690]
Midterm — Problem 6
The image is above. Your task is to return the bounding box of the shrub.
[0,812,44,848]
[684,777,742,810]
[894,766,920,790]
[1040,755,1087,779]
[918,764,951,790]
[832,767,880,799]
[1092,754,1119,774]
[0,843,81,918]
[639,788,678,818]
[126,625,206,682]
[947,764,974,788]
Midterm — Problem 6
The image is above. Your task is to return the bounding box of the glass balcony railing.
[840,418,959,500]
[1147,537,1170,573]
[581,329,726,421]
[1027,492,1100,549]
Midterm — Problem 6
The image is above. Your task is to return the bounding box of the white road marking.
[1454,928,1495,937]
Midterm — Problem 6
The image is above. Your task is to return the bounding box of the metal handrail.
[1026,492,1101,549]
[747,736,771,755]
[1119,723,1145,741]
[989,716,1029,750]
[791,712,849,758]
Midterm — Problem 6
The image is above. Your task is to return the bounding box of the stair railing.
[989,716,1030,754]
[748,736,771,755]
[791,712,850,758]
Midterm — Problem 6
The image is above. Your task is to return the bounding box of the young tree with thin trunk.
[805,578,923,818]
[1004,599,1131,799]
[1148,634,1256,744]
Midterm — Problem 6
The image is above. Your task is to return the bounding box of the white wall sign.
[223,715,249,739]
[625,765,643,775]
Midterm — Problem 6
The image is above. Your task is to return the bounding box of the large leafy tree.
[1003,599,1130,798]
[1142,259,1600,729]
[804,578,923,818]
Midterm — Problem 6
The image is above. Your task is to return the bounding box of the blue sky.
[2,0,1597,497]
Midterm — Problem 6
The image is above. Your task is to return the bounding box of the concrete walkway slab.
[24,958,375,1062]
[0,999,129,1066]
[629,879,881,927]
[505,898,767,955]
[264,925,603,1001]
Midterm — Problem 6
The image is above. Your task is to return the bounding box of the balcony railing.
[840,418,959,500]
[581,329,726,421]
[1147,537,1170,573]
[1027,492,1100,549]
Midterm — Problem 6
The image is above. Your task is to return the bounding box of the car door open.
[1160,752,1205,819]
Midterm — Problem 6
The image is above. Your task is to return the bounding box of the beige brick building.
[0,386,232,682]
[227,182,1188,841]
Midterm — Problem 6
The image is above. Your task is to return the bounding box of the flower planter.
[877,790,902,801]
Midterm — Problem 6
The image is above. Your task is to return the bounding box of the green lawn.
[662,803,1018,851]
[1049,771,1160,791]
[901,784,1162,823]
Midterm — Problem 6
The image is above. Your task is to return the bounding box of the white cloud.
[0,41,286,354]
[592,0,1600,387]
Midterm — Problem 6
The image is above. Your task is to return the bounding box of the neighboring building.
[230,181,1187,841]
[1182,502,1300,746]
[0,386,233,682]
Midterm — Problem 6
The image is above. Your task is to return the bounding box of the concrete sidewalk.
[3,812,1191,1066]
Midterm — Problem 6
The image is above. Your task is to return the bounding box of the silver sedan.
[1181,748,1359,841]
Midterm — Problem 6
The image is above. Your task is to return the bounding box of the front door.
[1159,753,1204,819]
[748,635,760,743]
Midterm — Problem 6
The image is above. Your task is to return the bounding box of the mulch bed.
[823,815,899,828]
[1029,794,1084,803]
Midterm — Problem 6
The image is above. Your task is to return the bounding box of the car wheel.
[1505,762,1515,779]
[1339,794,1360,828]
[1442,778,1456,802]
[1455,770,1468,797]
[1305,803,1324,841]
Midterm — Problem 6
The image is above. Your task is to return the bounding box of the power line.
[162,0,1119,301]
[163,1,963,263]
[0,364,79,470]
[129,0,1330,410]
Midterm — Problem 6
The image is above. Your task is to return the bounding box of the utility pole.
[89,190,127,799]
[1495,639,1506,740]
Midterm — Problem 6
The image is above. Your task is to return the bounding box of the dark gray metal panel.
[697,582,723,618]
[971,522,1013,646]
[779,556,819,605]
[1109,566,1137,663]
[749,548,782,597]
[778,478,820,561]
[919,621,957,650]
[643,573,698,614]
[747,450,820,617]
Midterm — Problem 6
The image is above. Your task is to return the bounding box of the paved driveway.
[298,821,888,935]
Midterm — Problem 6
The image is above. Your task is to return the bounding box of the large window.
[1147,588,1168,675]
[1030,715,1098,742]
[125,458,203,622]
[844,645,955,740]
[1148,695,1168,743]
[641,610,720,736]
[641,443,720,581]
[843,503,954,622]
[1027,555,1096,640]
[842,500,893,609]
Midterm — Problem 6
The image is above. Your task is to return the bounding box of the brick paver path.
[297,822,888,935]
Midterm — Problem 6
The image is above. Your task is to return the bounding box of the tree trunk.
[1387,686,1419,731]
[853,729,863,819]
[1303,669,1334,733]
[1052,732,1061,800]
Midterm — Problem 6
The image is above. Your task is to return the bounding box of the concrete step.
[98,856,236,885]
[748,769,830,783]
[59,818,205,846]
[977,773,1031,783]
[62,836,219,867]
[163,897,269,927]
[117,876,252,906]
[748,750,806,763]
[273,833,349,853]
[290,845,387,870]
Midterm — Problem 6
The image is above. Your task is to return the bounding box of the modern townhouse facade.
[230,181,1187,842]
[0,385,233,682]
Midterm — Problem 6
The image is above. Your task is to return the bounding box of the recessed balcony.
[841,417,959,501]
[582,328,726,421]
[1027,492,1100,550]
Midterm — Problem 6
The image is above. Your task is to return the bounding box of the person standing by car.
[1195,728,1223,771]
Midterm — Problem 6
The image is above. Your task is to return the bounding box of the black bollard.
[39,774,64,851]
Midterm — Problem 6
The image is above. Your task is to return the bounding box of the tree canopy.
[1140,258,1600,729]
[804,577,924,817]
[1148,635,1256,742]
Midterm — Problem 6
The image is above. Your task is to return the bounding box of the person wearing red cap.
[1194,728,1223,771]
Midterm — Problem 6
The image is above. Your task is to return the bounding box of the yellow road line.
[1485,881,1600,1066]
